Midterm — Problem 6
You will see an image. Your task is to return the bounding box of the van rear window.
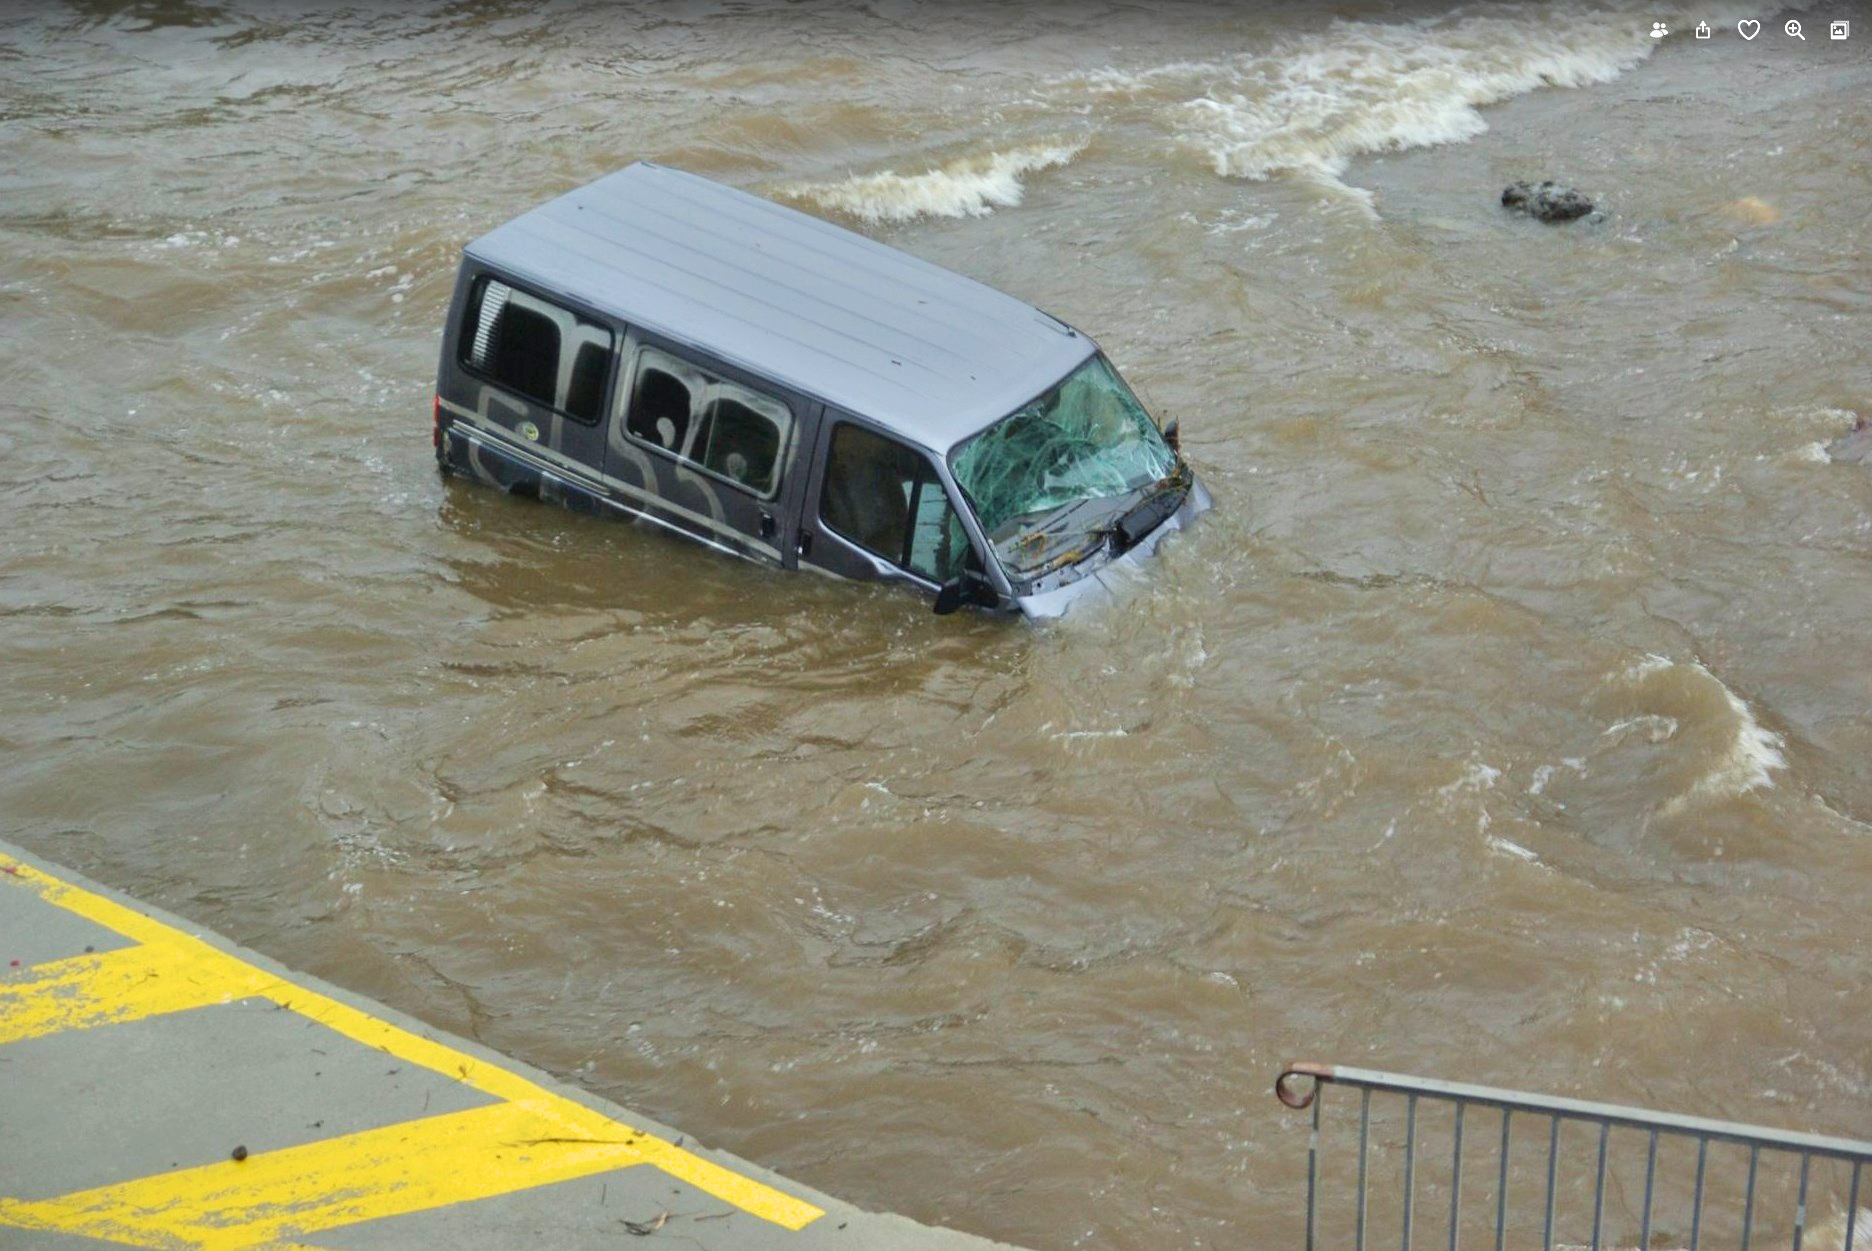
[460,277,614,424]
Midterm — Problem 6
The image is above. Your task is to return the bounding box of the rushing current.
[2,2,1869,1247]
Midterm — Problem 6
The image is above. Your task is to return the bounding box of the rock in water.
[1502,180,1595,222]
[1827,415,1872,464]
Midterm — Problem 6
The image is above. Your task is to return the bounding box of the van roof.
[463,162,1096,455]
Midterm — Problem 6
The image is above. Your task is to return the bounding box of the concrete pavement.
[0,839,1028,1251]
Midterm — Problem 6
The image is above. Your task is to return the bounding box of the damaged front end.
[1006,471,1212,620]
[945,353,1211,620]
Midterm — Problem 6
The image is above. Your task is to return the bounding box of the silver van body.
[433,162,1209,618]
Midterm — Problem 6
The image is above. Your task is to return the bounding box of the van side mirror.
[1161,417,1181,453]
[933,551,1000,616]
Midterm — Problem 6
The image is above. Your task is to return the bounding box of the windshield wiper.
[999,496,1124,576]
[1031,495,1102,536]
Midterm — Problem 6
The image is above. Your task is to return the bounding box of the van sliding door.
[600,333,815,570]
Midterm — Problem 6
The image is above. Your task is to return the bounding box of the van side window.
[623,347,792,499]
[459,277,614,424]
[821,424,967,582]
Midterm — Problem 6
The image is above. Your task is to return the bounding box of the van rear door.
[450,274,614,499]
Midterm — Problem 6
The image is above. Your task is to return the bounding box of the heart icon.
[1738,18,1761,39]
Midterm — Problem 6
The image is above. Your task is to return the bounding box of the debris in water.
[1826,414,1871,464]
[1501,180,1595,222]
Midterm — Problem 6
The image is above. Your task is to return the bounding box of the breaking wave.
[782,139,1088,225]
[776,3,1832,229]
[1173,10,1655,184]
[1614,654,1787,813]
[1050,3,1807,201]
[783,4,1827,228]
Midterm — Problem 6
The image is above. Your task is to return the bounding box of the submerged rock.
[1502,180,1595,222]
[1827,414,1872,464]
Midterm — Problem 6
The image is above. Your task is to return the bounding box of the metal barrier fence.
[1275,1062,1872,1251]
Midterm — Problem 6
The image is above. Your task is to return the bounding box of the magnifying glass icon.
[1786,19,1806,39]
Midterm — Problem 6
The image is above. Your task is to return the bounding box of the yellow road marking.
[0,941,281,1046]
[0,1099,817,1249]
[3,857,199,947]
[0,854,824,1244]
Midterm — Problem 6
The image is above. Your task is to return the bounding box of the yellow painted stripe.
[0,941,281,1046]
[0,854,825,1240]
[1,857,199,948]
[0,1100,824,1250]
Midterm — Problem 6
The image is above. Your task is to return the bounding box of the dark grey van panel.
[597,331,819,569]
[436,264,616,508]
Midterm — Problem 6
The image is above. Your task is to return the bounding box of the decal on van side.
[619,347,794,501]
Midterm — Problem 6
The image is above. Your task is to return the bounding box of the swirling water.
[2,3,1869,1247]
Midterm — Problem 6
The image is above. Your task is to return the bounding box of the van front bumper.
[1012,478,1212,621]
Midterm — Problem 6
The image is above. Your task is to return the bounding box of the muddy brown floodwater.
[3,2,1870,1248]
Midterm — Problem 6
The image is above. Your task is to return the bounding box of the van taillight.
[432,394,443,449]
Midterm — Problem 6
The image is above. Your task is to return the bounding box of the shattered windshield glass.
[950,354,1181,579]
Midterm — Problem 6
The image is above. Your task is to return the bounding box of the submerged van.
[433,162,1210,618]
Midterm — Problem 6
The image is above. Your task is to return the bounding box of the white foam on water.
[783,138,1089,225]
[1438,759,1502,797]
[1770,406,1864,461]
[1172,8,1659,187]
[1115,2,1806,205]
[1617,654,1787,811]
[1192,207,1278,236]
[1602,714,1679,743]
[1486,834,1542,864]
[1624,652,1677,680]
[1802,1208,1872,1251]
[1435,759,1513,848]
[1067,62,1214,98]
[1561,1201,1862,1251]
[1679,676,1788,809]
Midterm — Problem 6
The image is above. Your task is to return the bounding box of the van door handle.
[759,511,777,541]
[796,529,812,558]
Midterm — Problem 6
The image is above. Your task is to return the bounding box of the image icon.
[1831,21,1849,39]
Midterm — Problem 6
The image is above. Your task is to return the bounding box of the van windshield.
[950,354,1181,579]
